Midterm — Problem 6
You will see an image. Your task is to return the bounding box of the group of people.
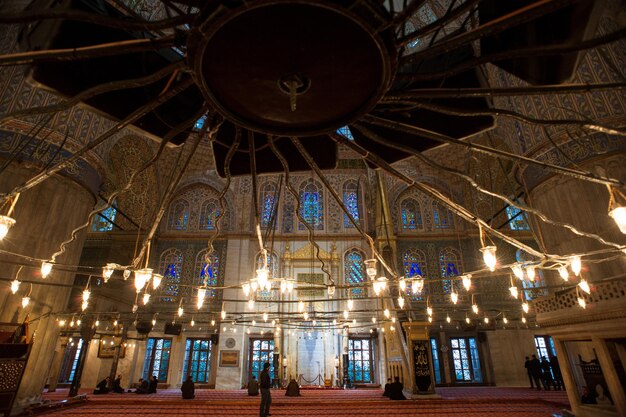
[92,375,127,395]
[383,377,407,400]
[524,354,564,391]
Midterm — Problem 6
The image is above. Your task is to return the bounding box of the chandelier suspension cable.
[249,131,268,268]
[353,123,626,252]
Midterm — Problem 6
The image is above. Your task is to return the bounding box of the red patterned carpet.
[37,387,570,416]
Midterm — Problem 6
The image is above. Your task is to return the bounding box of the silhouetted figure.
[259,362,272,417]
[93,377,110,395]
[285,379,301,397]
[112,375,124,393]
[581,386,596,404]
[148,375,158,394]
[135,378,149,394]
[248,375,259,396]
[388,377,406,400]
[524,356,534,388]
[383,378,392,397]
[181,376,195,399]
[549,355,564,390]
[529,355,543,390]
[541,357,553,390]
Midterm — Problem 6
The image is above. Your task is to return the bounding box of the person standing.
[259,362,272,417]
[550,355,564,390]
[524,357,534,389]
[541,357,553,390]
[530,355,543,390]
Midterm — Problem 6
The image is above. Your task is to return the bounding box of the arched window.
[167,200,189,231]
[299,179,324,230]
[401,198,423,230]
[199,198,220,230]
[260,183,279,229]
[433,202,454,229]
[344,249,366,299]
[91,201,117,232]
[404,22,421,48]
[195,249,220,299]
[506,206,530,231]
[158,248,183,302]
[343,180,360,228]
[516,250,545,299]
[256,252,278,300]
[439,248,462,294]
[403,248,427,300]
[336,126,354,140]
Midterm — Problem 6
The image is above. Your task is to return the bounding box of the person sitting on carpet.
[148,375,158,394]
[181,375,195,399]
[388,376,406,400]
[135,378,149,394]
[248,375,259,396]
[285,379,301,397]
[93,377,110,395]
[112,375,124,393]
[382,378,392,397]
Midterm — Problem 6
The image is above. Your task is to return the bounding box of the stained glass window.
[299,180,324,230]
[194,115,207,131]
[336,125,354,140]
[196,249,220,299]
[418,3,437,24]
[199,199,219,230]
[343,180,360,228]
[439,248,462,294]
[143,338,172,382]
[401,198,423,230]
[348,337,374,383]
[450,337,482,383]
[249,338,275,381]
[58,339,84,383]
[260,183,278,229]
[403,248,426,300]
[91,201,117,232]
[431,338,442,384]
[433,202,454,229]
[183,338,212,383]
[344,249,366,298]
[159,248,183,302]
[167,200,189,231]
[404,22,421,48]
[256,252,278,300]
[506,206,530,231]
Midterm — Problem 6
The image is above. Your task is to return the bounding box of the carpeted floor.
[37,387,570,416]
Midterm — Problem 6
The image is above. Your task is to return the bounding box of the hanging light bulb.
[327,285,335,296]
[242,282,251,296]
[372,317,377,323]
[461,274,472,291]
[252,320,256,326]
[59,319,66,326]
[577,296,587,309]
[526,265,536,282]
[264,280,272,292]
[280,280,287,293]
[383,309,390,318]
[41,261,53,278]
[76,318,81,326]
[303,311,309,321]
[256,268,269,290]
[0,215,16,240]
[81,300,88,311]
[332,319,337,325]
[364,258,377,279]
[484,316,489,324]
[195,288,205,310]
[263,312,268,322]
[102,263,116,282]
[413,277,424,294]
[94,318,99,327]
[134,268,152,292]
[82,289,90,302]
[248,299,255,310]
[427,306,433,316]
[132,304,138,313]
[70,319,75,327]
[446,315,451,323]
[579,279,591,294]
[570,256,582,276]
[503,317,508,324]
[298,300,305,313]
[287,279,294,293]
[609,206,626,234]
[399,277,406,292]
[21,296,30,308]
[113,319,118,326]
[152,274,163,290]
[522,316,527,324]
[391,317,396,324]
[11,279,20,294]
[272,319,276,326]
[480,246,497,272]
[343,310,349,319]
[347,299,354,311]
[428,316,433,323]
[509,286,519,299]
[397,296,405,309]
[377,276,388,292]
[221,309,226,320]
[511,263,524,280]
[373,280,381,296]
[558,266,569,281]
[178,306,184,317]
[465,317,470,324]
[522,302,529,313]
[123,269,131,280]
[190,318,195,327]
[450,291,459,305]
[472,304,479,314]
[250,279,258,292]
[312,319,316,326]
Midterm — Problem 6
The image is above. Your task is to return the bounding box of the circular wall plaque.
[225,338,236,348]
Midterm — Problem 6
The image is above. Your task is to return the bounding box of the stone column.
[0,160,96,413]
[401,322,438,397]
[341,325,349,388]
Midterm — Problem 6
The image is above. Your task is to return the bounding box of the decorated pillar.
[341,325,349,388]
[402,322,436,396]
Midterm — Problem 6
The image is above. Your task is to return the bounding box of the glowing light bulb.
[123,269,131,280]
[526,265,536,282]
[428,316,433,323]
[480,246,497,272]
[413,278,424,294]
[256,268,269,290]
[280,280,287,293]
[332,319,337,325]
[558,266,569,281]
[152,318,156,326]
[263,312,268,322]
[152,274,162,290]
[450,291,459,305]
[190,319,195,327]
[343,310,349,319]
[211,319,215,326]
[397,296,405,309]
[143,293,151,305]
[82,289,90,302]
[377,276,388,292]
[41,261,53,278]
[11,279,20,294]
[178,306,184,317]
[372,317,377,323]
[347,299,354,311]
[391,317,396,323]
[95,319,99,327]
[399,278,406,292]
[472,304,479,314]
[250,279,258,292]
[113,319,118,326]
[132,303,138,313]
[81,300,88,311]
[242,282,250,296]
[579,279,591,294]
[312,319,316,326]
[373,281,381,296]
[577,297,586,309]
[465,317,470,324]
[522,302,529,313]
[287,280,294,293]
[364,259,377,279]
[134,268,152,292]
[298,300,305,313]
[303,311,309,321]
[427,306,433,316]
[609,206,626,234]
[221,310,226,320]
[196,288,205,309]
[21,296,30,308]
[461,274,472,291]
[511,263,524,280]
[384,309,390,318]
[247,299,255,310]
[390,325,395,332]
[446,315,451,323]
[102,263,116,282]
[522,316,527,324]
[70,319,75,327]
[484,317,489,324]
[327,285,335,296]
[0,215,16,240]
[509,286,519,299]
[247,328,251,334]
[59,319,66,326]
[570,256,582,276]
[503,317,508,324]
[76,319,81,326]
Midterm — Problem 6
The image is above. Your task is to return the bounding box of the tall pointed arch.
[433,201,454,229]
[439,247,462,294]
[167,199,189,231]
[342,179,361,228]
[199,198,220,230]
[298,179,324,230]
[344,248,366,299]
[260,182,279,229]
[158,248,183,303]
[403,247,427,300]
[400,197,423,231]
[195,248,220,299]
